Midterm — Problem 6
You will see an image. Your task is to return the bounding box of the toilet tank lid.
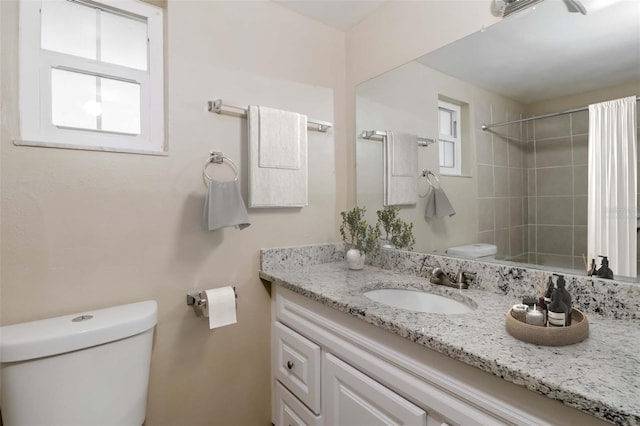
[447,243,497,258]
[0,300,157,363]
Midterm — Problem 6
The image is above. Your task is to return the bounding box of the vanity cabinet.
[270,287,499,426]
[273,320,430,426]
[271,285,607,426]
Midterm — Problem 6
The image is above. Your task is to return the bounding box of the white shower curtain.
[588,96,637,278]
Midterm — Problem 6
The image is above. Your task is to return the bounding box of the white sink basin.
[363,288,474,314]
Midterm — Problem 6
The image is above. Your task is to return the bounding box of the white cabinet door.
[323,353,427,426]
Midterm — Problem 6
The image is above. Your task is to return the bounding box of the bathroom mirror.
[356,0,640,277]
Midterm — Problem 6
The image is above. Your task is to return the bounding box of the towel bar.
[360,130,435,146]
[207,99,332,133]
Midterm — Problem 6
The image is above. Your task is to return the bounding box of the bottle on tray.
[547,286,568,327]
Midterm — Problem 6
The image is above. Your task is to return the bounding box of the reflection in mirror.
[356,0,640,279]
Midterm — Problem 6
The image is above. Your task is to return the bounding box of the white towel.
[203,181,250,231]
[384,131,418,206]
[248,105,308,207]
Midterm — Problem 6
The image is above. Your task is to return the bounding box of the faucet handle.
[456,269,476,284]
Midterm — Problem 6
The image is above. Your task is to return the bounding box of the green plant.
[376,206,415,250]
[339,206,381,256]
[390,221,415,250]
[376,206,400,240]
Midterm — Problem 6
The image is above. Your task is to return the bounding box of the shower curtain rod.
[481,95,640,131]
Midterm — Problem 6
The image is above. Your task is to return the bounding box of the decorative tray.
[505,308,589,346]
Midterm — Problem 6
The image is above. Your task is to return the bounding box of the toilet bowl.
[447,243,497,259]
[0,300,157,426]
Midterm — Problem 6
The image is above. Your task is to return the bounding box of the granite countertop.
[261,261,640,425]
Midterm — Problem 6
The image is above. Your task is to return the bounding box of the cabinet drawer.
[273,321,321,414]
[274,381,322,426]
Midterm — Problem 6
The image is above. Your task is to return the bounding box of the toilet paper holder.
[186,287,237,317]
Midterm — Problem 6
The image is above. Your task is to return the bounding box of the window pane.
[51,68,98,130]
[100,77,141,134]
[439,109,453,136]
[440,140,455,168]
[41,1,96,60]
[101,11,148,70]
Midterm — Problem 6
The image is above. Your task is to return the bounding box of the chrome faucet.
[430,267,475,289]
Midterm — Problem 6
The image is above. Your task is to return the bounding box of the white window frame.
[438,100,462,176]
[17,0,165,155]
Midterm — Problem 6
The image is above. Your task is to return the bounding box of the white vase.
[379,238,395,249]
[345,248,366,270]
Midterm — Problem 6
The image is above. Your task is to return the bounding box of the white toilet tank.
[447,243,497,258]
[0,300,157,426]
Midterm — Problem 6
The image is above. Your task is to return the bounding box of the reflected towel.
[203,180,250,231]
[384,131,418,206]
[425,187,456,218]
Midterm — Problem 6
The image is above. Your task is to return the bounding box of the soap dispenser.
[547,285,567,327]
[596,255,614,280]
[554,274,572,326]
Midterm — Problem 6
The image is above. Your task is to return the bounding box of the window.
[18,0,164,154]
[438,100,461,176]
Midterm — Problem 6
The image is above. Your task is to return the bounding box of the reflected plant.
[376,206,415,250]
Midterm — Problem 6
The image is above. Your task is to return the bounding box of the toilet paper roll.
[202,287,237,329]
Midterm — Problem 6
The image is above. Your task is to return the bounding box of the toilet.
[447,243,497,259]
[0,300,157,426]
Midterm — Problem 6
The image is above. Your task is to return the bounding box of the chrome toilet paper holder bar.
[186,287,237,317]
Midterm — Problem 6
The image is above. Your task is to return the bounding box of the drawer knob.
[286,360,295,370]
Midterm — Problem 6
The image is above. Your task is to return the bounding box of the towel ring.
[419,170,441,197]
[203,152,239,185]
[422,170,442,187]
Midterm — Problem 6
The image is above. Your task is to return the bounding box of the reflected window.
[438,100,461,175]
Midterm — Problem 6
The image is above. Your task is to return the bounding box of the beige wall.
[1,1,344,425]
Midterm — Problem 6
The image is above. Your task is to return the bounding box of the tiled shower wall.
[475,104,527,260]
[525,111,589,270]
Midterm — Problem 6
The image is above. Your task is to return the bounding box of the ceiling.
[417,0,640,104]
[275,0,639,103]
[274,0,388,31]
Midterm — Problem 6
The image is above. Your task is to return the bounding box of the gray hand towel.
[203,180,250,231]
[425,187,456,219]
